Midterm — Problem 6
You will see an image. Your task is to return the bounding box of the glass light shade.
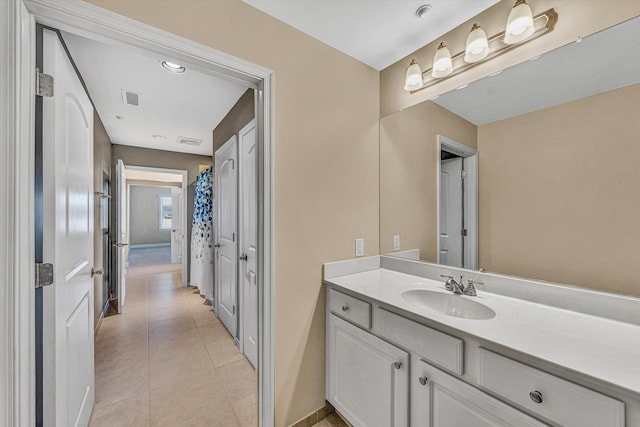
[464,24,489,63]
[432,42,453,78]
[504,0,535,44]
[404,59,423,91]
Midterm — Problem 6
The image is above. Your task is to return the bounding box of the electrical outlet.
[393,235,400,251]
[355,238,364,257]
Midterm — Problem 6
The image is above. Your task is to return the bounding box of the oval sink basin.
[401,289,496,320]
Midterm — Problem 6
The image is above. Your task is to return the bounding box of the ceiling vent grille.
[177,136,203,146]
[121,89,141,107]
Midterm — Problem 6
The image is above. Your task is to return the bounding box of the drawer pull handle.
[529,391,543,404]
[341,304,349,312]
[393,362,402,370]
[418,376,429,386]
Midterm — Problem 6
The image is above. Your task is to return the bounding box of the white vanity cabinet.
[326,286,630,427]
[327,314,409,427]
[413,360,547,427]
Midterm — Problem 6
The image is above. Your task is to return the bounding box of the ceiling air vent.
[177,136,203,146]
[121,89,141,107]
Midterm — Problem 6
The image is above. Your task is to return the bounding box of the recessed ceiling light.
[416,4,432,19]
[151,134,166,139]
[160,61,186,74]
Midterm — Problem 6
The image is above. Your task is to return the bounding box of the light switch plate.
[355,238,364,257]
[393,235,400,251]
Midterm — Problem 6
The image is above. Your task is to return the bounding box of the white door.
[239,120,258,367]
[327,315,409,427]
[115,159,127,313]
[42,28,95,427]
[413,360,546,427]
[439,157,463,267]
[215,136,238,338]
[171,187,183,265]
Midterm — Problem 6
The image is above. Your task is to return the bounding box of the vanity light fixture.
[403,7,557,93]
[404,59,424,91]
[464,24,489,63]
[160,60,186,74]
[504,0,535,44]
[432,42,453,78]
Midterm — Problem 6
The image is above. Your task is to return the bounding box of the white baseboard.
[129,243,171,249]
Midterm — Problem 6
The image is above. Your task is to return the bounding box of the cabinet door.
[327,314,409,427]
[414,360,548,427]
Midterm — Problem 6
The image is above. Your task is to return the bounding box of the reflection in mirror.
[380,16,640,297]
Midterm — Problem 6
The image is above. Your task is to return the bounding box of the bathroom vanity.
[324,256,640,427]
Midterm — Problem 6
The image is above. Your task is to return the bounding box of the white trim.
[158,194,173,231]
[5,1,275,425]
[129,243,171,249]
[436,135,479,270]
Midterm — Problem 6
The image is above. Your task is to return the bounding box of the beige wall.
[478,84,640,296]
[112,145,212,185]
[213,88,255,153]
[380,101,477,260]
[380,0,640,117]
[129,186,172,246]
[87,1,380,425]
[93,111,112,328]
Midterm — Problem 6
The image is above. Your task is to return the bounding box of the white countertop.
[325,268,640,396]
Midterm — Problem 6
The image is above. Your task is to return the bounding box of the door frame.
[1,0,275,425]
[436,135,478,270]
[124,165,188,286]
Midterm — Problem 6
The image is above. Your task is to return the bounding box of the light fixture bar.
[410,8,557,93]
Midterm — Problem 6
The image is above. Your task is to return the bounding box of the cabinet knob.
[418,376,429,386]
[529,390,543,404]
[341,304,349,312]
[393,362,402,370]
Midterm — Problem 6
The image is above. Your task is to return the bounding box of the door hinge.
[36,69,54,97]
[232,305,236,315]
[35,263,54,288]
[461,229,468,236]
[232,232,235,242]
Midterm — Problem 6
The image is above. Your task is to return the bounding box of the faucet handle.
[464,280,478,296]
[440,274,453,279]
[440,275,454,291]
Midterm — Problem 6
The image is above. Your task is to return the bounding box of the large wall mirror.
[380,16,640,297]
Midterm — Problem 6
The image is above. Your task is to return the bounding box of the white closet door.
[115,159,127,313]
[215,136,239,338]
[239,120,258,367]
[439,157,463,267]
[171,187,183,265]
[42,28,95,427]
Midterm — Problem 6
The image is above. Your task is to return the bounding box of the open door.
[439,157,464,267]
[239,120,258,367]
[171,187,183,265]
[115,159,127,313]
[215,136,238,339]
[41,28,95,427]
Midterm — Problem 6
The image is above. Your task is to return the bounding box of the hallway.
[89,269,257,427]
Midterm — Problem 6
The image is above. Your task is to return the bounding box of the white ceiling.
[126,169,183,183]
[241,0,499,70]
[62,32,249,156]
[434,16,640,125]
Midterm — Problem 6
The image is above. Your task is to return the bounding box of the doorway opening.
[437,135,478,270]
[3,1,274,426]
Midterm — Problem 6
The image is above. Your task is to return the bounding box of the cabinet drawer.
[375,307,463,375]
[478,349,624,427]
[329,288,371,329]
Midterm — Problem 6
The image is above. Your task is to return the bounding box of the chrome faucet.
[440,275,480,296]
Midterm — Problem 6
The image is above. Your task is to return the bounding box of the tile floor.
[312,413,350,427]
[89,268,257,426]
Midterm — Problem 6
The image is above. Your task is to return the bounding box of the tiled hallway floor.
[89,269,257,427]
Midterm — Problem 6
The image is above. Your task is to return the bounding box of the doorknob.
[91,268,104,278]
[239,254,248,261]
[214,243,221,248]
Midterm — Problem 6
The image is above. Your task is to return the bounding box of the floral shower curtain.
[190,166,214,301]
